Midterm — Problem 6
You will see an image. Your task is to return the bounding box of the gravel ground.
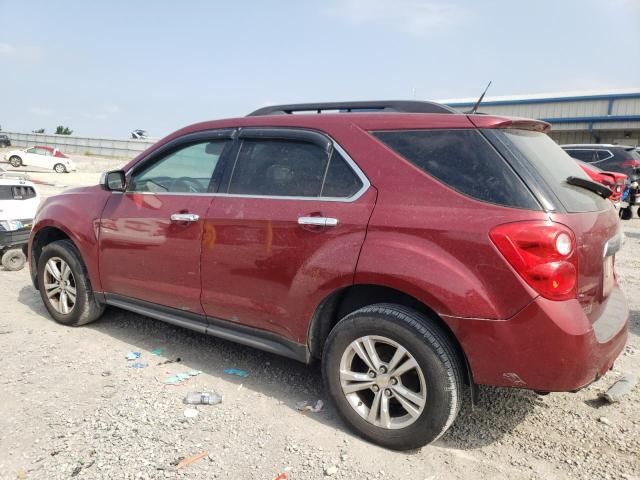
[0,159,638,480]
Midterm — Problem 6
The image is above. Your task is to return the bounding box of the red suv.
[29,101,628,450]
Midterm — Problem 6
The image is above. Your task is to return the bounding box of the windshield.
[486,129,610,213]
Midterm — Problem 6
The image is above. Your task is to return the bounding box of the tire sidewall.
[37,241,89,326]
[323,309,460,450]
[54,163,66,173]
[9,156,21,167]
[1,249,26,271]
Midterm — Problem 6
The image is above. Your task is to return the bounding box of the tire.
[322,304,464,450]
[37,239,104,326]
[53,163,67,174]
[620,207,632,220]
[9,156,22,168]
[1,249,26,271]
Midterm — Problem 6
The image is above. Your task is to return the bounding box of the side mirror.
[100,170,126,191]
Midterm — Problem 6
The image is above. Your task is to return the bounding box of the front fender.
[30,186,111,292]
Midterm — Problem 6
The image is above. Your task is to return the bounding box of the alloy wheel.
[43,257,77,314]
[339,335,426,429]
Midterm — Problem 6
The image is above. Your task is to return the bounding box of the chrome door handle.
[170,213,200,222]
[298,216,339,227]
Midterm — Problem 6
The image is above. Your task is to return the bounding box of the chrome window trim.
[120,131,371,203]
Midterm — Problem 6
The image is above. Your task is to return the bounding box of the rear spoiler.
[467,115,551,133]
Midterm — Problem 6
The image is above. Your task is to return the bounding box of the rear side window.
[228,140,329,197]
[488,130,609,213]
[321,150,363,198]
[565,149,597,163]
[372,129,539,209]
[0,185,36,200]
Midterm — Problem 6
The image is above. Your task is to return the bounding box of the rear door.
[99,131,233,313]
[200,128,375,342]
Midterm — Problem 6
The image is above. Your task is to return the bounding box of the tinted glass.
[490,130,609,213]
[373,129,539,209]
[228,139,328,197]
[131,140,228,193]
[0,186,12,200]
[564,149,596,162]
[596,150,613,161]
[321,150,363,198]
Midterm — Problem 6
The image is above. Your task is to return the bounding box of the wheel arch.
[307,283,475,390]
[30,226,76,289]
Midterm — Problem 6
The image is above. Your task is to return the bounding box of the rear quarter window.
[488,130,610,213]
[372,129,540,210]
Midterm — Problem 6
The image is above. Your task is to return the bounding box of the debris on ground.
[324,465,338,476]
[296,400,324,414]
[598,416,612,425]
[125,352,141,360]
[157,357,181,365]
[599,374,637,403]
[175,451,208,470]
[224,368,249,378]
[163,370,202,385]
[183,408,199,418]
[184,391,222,405]
[151,348,163,356]
[128,362,148,369]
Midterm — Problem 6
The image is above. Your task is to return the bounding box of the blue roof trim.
[446,92,640,107]
[540,115,640,124]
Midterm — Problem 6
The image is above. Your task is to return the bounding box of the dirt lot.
[0,154,638,480]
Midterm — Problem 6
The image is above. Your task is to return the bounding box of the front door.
[200,129,375,342]
[99,134,232,314]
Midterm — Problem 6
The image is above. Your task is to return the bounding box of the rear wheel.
[53,163,67,173]
[1,248,26,271]
[37,240,104,326]
[322,304,464,450]
[9,156,22,168]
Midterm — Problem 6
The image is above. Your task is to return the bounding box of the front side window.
[227,139,329,197]
[130,140,228,193]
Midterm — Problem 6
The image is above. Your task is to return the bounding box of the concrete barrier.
[1,131,156,159]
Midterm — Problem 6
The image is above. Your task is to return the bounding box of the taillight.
[622,159,640,168]
[489,221,578,301]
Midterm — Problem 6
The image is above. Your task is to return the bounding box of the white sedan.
[4,145,76,173]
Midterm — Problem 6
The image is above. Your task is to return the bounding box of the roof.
[439,88,640,107]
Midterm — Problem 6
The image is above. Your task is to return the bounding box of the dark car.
[562,144,640,217]
[29,101,628,450]
[0,134,11,147]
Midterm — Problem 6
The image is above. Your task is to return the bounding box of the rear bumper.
[445,286,628,392]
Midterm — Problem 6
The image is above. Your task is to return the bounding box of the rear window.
[372,129,539,210]
[488,130,610,213]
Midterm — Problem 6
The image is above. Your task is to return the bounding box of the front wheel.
[9,156,22,168]
[322,304,464,450]
[53,163,67,173]
[37,240,104,326]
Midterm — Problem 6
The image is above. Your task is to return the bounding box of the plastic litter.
[163,370,203,385]
[128,362,148,369]
[224,368,249,378]
[126,352,141,360]
[600,374,637,403]
[183,408,199,418]
[175,451,208,470]
[152,348,164,356]
[184,391,222,405]
[295,400,324,414]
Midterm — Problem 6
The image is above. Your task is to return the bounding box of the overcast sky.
[1,0,639,138]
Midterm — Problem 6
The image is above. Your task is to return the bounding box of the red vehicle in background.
[577,160,627,204]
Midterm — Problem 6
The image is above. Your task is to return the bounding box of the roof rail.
[247,100,458,116]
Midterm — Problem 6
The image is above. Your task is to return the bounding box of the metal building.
[441,89,640,146]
